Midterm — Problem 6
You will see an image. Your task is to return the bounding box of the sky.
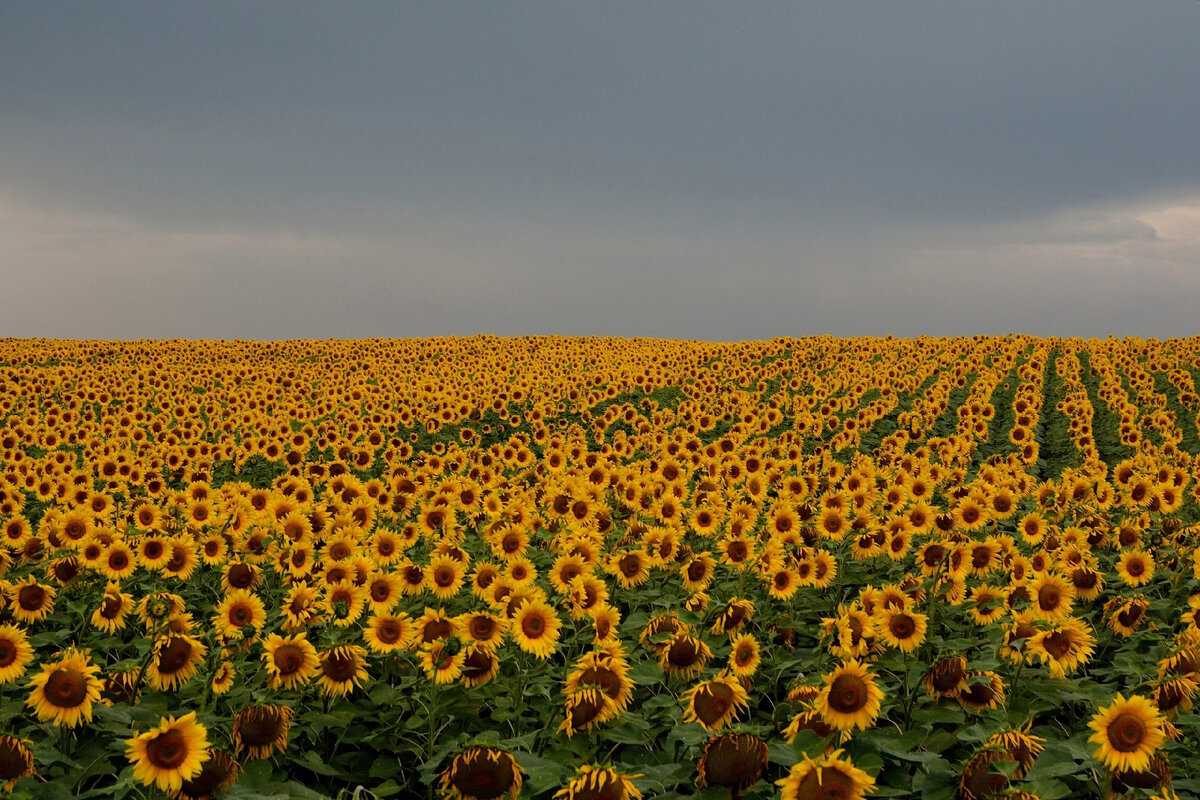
[2,1,1199,341]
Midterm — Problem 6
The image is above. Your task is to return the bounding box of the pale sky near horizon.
[2,2,1199,341]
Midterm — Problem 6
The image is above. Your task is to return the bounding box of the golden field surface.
[2,335,1200,799]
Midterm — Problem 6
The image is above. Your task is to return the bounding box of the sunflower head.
[175,749,240,800]
[554,764,643,800]
[1088,693,1166,774]
[441,746,524,800]
[0,735,35,792]
[681,674,750,732]
[125,711,211,794]
[696,733,768,795]
[816,660,885,732]
[233,704,294,761]
[776,749,875,800]
[26,647,103,728]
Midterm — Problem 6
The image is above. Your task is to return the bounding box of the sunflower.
[317,645,369,697]
[161,538,199,580]
[101,542,137,581]
[696,733,769,796]
[469,562,503,600]
[558,688,618,737]
[1029,618,1096,678]
[417,607,461,645]
[554,765,643,800]
[681,673,750,731]
[125,711,210,794]
[1029,572,1075,622]
[441,746,524,800]
[428,555,467,599]
[957,671,1005,711]
[611,549,651,589]
[0,735,35,791]
[363,573,401,614]
[199,533,230,566]
[728,633,761,677]
[767,567,801,600]
[566,575,609,620]
[233,704,294,760]
[147,634,207,691]
[1117,549,1155,587]
[461,644,502,689]
[710,598,755,637]
[985,727,1045,778]
[364,612,415,654]
[815,660,885,732]
[174,749,240,800]
[776,748,875,800]
[777,710,835,748]
[1107,597,1149,637]
[416,637,464,683]
[90,583,134,634]
[680,551,716,592]
[1153,676,1196,719]
[323,580,367,628]
[512,600,562,659]
[0,624,34,684]
[262,633,320,690]
[139,536,172,570]
[26,647,103,727]
[876,607,928,653]
[1088,693,1165,773]
[459,611,508,650]
[811,550,838,589]
[831,609,874,660]
[659,633,712,679]
[964,584,1007,626]
[212,589,267,640]
[10,578,56,624]
[592,605,621,645]
[565,651,635,712]
[281,584,321,631]
[210,661,235,695]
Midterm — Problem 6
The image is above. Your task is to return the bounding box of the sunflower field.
[3,335,1200,799]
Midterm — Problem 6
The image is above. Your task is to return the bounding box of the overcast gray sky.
[2,1,1199,340]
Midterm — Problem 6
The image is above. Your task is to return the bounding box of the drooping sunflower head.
[659,633,712,678]
[317,645,369,697]
[175,749,240,800]
[558,688,618,738]
[553,764,643,800]
[681,674,751,732]
[233,704,294,761]
[956,671,1006,712]
[147,634,207,692]
[441,746,524,800]
[776,749,875,800]
[696,733,768,795]
[460,644,501,689]
[0,735,35,791]
[984,728,1045,778]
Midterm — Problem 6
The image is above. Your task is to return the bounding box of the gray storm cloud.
[2,1,1199,339]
